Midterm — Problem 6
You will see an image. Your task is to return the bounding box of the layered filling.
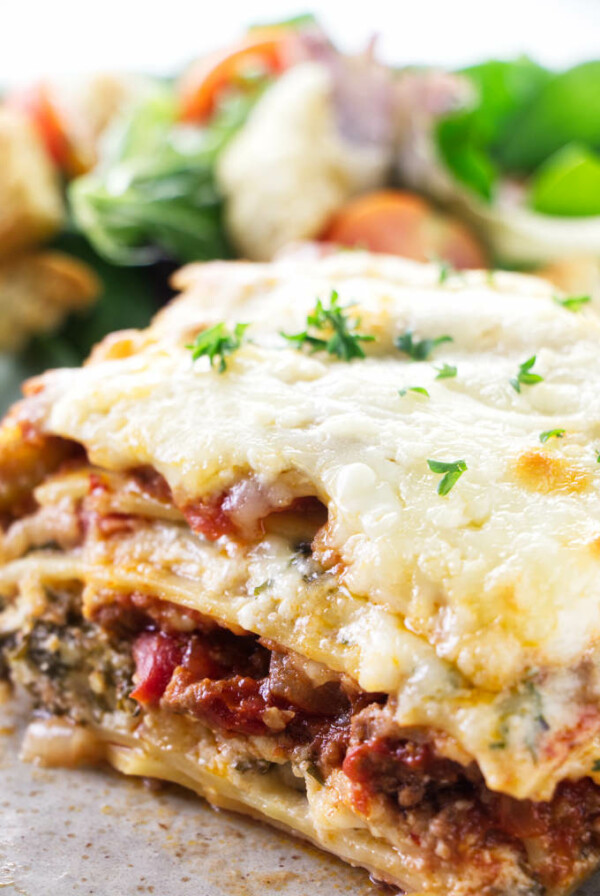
[4,583,600,891]
[1,431,600,894]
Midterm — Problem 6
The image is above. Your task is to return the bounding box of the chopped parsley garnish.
[438,259,454,284]
[398,386,430,398]
[435,363,457,379]
[253,579,272,595]
[593,759,600,773]
[553,294,591,312]
[281,290,375,361]
[187,322,249,372]
[539,429,565,443]
[430,254,464,285]
[510,355,544,393]
[597,451,600,464]
[395,331,453,361]
[427,458,467,496]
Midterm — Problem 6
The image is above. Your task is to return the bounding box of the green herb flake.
[281,290,375,361]
[395,331,453,361]
[427,458,468,496]
[187,322,249,372]
[253,579,272,596]
[553,294,591,312]
[510,355,544,393]
[539,429,565,443]
[68,88,241,267]
[593,759,600,773]
[435,363,457,380]
[398,386,430,398]
[438,260,453,284]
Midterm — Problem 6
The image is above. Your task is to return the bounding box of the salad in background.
[396,57,600,282]
[0,14,598,407]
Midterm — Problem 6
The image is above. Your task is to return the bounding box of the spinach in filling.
[3,587,137,724]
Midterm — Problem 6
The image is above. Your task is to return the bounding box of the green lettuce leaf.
[461,57,551,148]
[436,57,550,201]
[68,86,253,266]
[529,143,600,216]
[497,61,600,172]
[436,112,498,200]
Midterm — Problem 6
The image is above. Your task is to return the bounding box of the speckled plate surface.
[1,702,599,896]
[0,702,377,896]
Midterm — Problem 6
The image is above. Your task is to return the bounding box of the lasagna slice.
[3,251,600,895]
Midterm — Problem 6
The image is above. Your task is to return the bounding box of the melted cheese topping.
[21,251,600,799]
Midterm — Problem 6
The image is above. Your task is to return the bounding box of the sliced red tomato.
[178,31,297,123]
[8,83,90,177]
[130,631,184,705]
[321,190,488,270]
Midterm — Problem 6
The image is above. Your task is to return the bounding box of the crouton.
[0,251,99,351]
[0,107,64,257]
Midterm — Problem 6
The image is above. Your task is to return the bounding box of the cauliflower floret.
[217,63,390,261]
[0,108,64,258]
